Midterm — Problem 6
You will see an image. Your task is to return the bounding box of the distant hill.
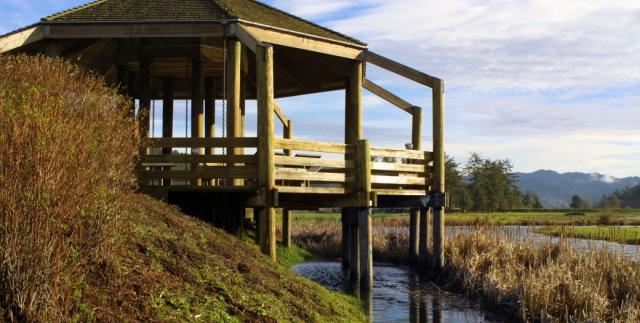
[515,170,640,208]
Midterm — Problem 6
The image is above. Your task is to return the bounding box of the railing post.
[432,79,446,271]
[257,44,276,261]
[355,140,372,207]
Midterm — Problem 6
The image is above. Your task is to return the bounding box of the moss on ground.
[80,194,365,322]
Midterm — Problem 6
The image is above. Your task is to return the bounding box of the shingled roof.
[42,0,364,46]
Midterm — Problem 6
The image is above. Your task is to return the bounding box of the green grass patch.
[277,244,314,267]
[536,226,640,245]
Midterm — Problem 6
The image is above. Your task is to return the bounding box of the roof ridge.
[43,0,108,21]
[242,0,364,45]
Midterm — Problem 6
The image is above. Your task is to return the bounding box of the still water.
[293,262,502,323]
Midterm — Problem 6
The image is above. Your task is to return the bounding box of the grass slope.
[81,194,364,322]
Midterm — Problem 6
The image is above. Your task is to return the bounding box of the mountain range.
[515,170,640,208]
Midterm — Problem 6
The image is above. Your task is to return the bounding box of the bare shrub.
[0,55,138,321]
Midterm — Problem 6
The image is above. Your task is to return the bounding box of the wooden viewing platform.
[0,0,446,291]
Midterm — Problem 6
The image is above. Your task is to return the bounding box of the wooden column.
[257,44,276,261]
[358,207,373,291]
[348,210,360,282]
[410,106,423,266]
[282,209,292,248]
[345,61,363,145]
[139,57,151,139]
[419,207,430,268]
[432,79,446,271]
[191,57,205,186]
[227,39,243,186]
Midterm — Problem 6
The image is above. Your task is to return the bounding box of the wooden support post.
[345,61,363,145]
[162,77,174,187]
[348,209,360,282]
[410,106,422,266]
[432,79,446,271]
[45,40,60,58]
[258,207,276,261]
[282,209,292,248]
[355,140,372,207]
[341,208,351,268]
[138,57,151,139]
[358,207,373,291]
[227,39,243,186]
[127,71,137,116]
[205,77,216,155]
[257,44,276,261]
[191,56,205,186]
[409,209,419,265]
[419,207,430,268]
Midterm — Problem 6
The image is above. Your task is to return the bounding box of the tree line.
[446,153,543,212]
[599,184,640,208]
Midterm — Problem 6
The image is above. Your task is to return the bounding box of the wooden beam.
[365,51,440,89]
[0,26,44,53]
[363,79,414,114]
[274,103,289,126]
[229,24,262,53]
[148,137,257,148]
[241,24,364,60]
[44,23,224,39]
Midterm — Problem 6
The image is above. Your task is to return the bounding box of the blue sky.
[2,0,640,177]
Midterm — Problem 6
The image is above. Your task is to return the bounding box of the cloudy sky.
[1,0,639,177]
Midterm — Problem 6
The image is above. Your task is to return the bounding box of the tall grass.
[0,55,138,321]
[292,216,640,322]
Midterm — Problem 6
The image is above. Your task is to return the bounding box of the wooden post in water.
[409,106,423,265]
[257,44,276,261]
[356,139,372,290]
[191,55,204,186]
[227,39,243,186]
[419,207,430,268]
[341,209,351,268]
[432,79,446,271]
[348,210,360,282]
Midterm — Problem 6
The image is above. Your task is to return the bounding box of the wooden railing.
[370,147,432,196]
[138,137,258,188]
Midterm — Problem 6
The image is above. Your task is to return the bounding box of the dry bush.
[0,55,138,321]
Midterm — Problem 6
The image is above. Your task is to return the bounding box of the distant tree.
[570,195,590,209]
[463,153,523,212]
[445,155,471,211]
[522,191,544,209]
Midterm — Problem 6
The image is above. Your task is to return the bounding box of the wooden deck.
[138,137,433,208]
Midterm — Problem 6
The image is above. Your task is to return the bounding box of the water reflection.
[293,262,499,323]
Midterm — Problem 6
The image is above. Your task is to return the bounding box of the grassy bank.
[537,226,640,245]
[0,55,365,321]
[291,214,640,321]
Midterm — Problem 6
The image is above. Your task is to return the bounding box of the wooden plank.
[274,155,352,168]
[371,162,425,173]
[370,148,427,160]
[140,154,257,164]
[0,26,44,53]
[148,137,258,148]
[45,23,225,39]
[365,51,439,89]
[276,186,346,194]
[275,170,347,182]
[374,189,427,196]
[274,138,350,154]
[140,168,257,179]
[363,79,414,114]
[371,175,427,186]
[241,24,364,60]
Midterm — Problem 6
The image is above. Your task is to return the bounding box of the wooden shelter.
[0,0,446,290]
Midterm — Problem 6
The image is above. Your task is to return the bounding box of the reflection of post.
[361,289,373,321]
[409,273,420,323]
[432,298,442,323]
